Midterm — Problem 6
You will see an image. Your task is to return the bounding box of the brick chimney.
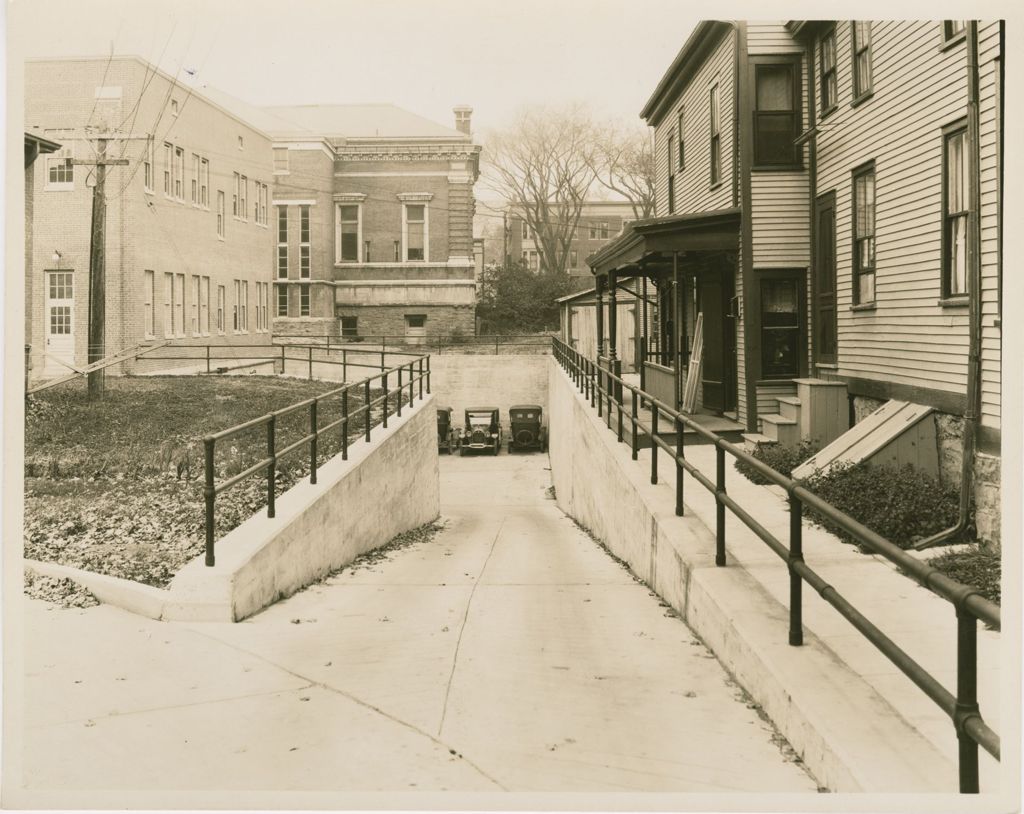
[453,106,473,136]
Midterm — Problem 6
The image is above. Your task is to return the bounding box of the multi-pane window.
[300,284,310,317]
[273,147,289,173]
[258,183,269,225]
[600,222,609,239]
[175,273,185,336]
[570,250,579,268]
[232,172,240,216]
[944,21,967,41]
[143,139,154,191]
[174,147,184,199]
[760,278,801,378]
[277,283,288,317]
[241,281,248,331]
[300,205,311,278]
[852,21,873,100]
[200,158,209,207]
[191,154,200,204]
[217,285,225,334]
[239,176,248,221]
[667,134,676,214]
[260,282,268,330]
[944,126,969,297]
[201,276,210,335]
[521,220,529,240]
[191,275,200,335]
[405,204,426,260]
[163,143,172,195]
[278,206,289,277]
[819,27,838,114]
[852,163,876,304]
[217,191,225,238]
[338,205,360,262]
[754,61,799,166]
[143,270,154,338]
[341,316,358,337]
[393,240,401,262]
[163,272,174,337]
[233,280,240,331]
[710,83,721,185]
[588,222,598,239]
[677,107,685,170]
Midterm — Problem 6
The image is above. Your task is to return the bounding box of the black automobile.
[507,404,547,453]
[457,407,501,456]
[437,406,456,454]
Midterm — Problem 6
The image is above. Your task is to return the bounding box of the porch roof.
[586,207,741,278]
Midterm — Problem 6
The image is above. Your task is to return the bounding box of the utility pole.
[76,138,128,400]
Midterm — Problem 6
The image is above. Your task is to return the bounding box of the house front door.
[698,271,736,414]
[44,270,75,377]
[814,192,838,366]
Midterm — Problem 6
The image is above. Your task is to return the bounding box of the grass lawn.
[24,375,387,587]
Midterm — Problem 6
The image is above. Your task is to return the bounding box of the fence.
[272,333,554,356]
[552,337,1000,794]
[201,350,431,568]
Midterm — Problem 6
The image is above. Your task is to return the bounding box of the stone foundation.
[974,451,1001,546]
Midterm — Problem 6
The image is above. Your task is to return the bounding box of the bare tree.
[482,105,597,275]
[588,121,656,220]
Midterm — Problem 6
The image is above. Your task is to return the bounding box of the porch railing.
[201,353,430,568]
[271,333,554,355]
[553,337,1000,793]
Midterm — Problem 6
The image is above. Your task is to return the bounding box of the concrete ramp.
[792,400,936,481]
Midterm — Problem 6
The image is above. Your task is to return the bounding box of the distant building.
[507,201,638,291]
[24,130,62,383]
[207,93,483,342]
[25,56,275,379]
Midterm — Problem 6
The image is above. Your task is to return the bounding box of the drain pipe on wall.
[915,20,984,551]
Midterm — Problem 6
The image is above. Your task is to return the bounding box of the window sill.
[144,187,155,196]
[756,378,799,387]
[709,181,723,191]
[751,163,805,173]
[850,303,876,312]
[940,33,966,52]
[819,104,838,122]
[937,296,969,308]
[850,91,874,109]
[814,362,839,370]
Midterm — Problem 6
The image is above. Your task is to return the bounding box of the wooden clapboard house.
[586,20,1003,542]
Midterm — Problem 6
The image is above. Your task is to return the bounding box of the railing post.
[408,361,415,405]
[206,345,211,375]
[342,348,348,382]
[956,607,981,793]
[342,387,349,461]
[674,416,684,516]
[617,385,624,443]
[716,446,727,567]
[382,371,389,429]
[590,361,596,409]
[364,379,372,442]
[426,356,431,394]
[651,406,659,484]
[267,415,276,519]
[495,336,499,355]
[280,344,286,375]
[397,366,403,416]
[630,389,638,460]
[597,366,603,418]
[203,438,216,567]
[418,358,424,400]
[308,346,313,380]
[309,399,318,485]
[381,347,386,373]
[788,492,803,644]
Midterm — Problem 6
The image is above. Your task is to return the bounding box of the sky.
[10,0,701,135]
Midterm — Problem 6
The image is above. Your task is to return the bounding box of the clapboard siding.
[811,20,1000,429]
[751,172,810,267]
[748,22,804,55]
[654,28,736,217]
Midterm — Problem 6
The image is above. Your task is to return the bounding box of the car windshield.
[467,413,492,427]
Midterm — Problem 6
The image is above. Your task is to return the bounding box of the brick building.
[206,93,483,342]
[507,201,637,291]
[25,56,275,379]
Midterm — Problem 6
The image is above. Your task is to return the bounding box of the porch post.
[640,273,648,391]
[595,276,605,357]
[673,251,682,409]
[607,271,618,362]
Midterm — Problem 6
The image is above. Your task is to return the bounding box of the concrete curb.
[24,559,169,620]
[548,361,957,793]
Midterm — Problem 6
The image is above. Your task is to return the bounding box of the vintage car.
[457,407,501,456]
[437,406,456,454]
[507,404,547,453]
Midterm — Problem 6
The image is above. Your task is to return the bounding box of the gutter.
[914,21,983,550]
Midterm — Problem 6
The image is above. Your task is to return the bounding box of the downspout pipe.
[915,20,983,550]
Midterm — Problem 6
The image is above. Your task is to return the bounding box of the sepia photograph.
[3,1,1021,812]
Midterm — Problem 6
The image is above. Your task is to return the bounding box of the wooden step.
[760,413,800,446]
[776,395,801,423]
[741,432,776,453]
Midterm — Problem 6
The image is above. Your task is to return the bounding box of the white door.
[44,270,75,376]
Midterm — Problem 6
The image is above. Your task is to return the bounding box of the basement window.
[760,277,802,379]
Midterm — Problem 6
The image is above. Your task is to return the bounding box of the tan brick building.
[25,57,276,379]
[205,92,483,342]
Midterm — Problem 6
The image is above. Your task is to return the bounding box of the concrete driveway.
[18,452,819,797]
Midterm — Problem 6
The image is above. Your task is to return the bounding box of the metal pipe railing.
[552,336,1000,792]
[201,351,430,569]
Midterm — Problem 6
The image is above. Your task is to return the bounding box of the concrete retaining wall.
[429,354,549,433]
[547,359,957,793]
[167,394,439,621]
